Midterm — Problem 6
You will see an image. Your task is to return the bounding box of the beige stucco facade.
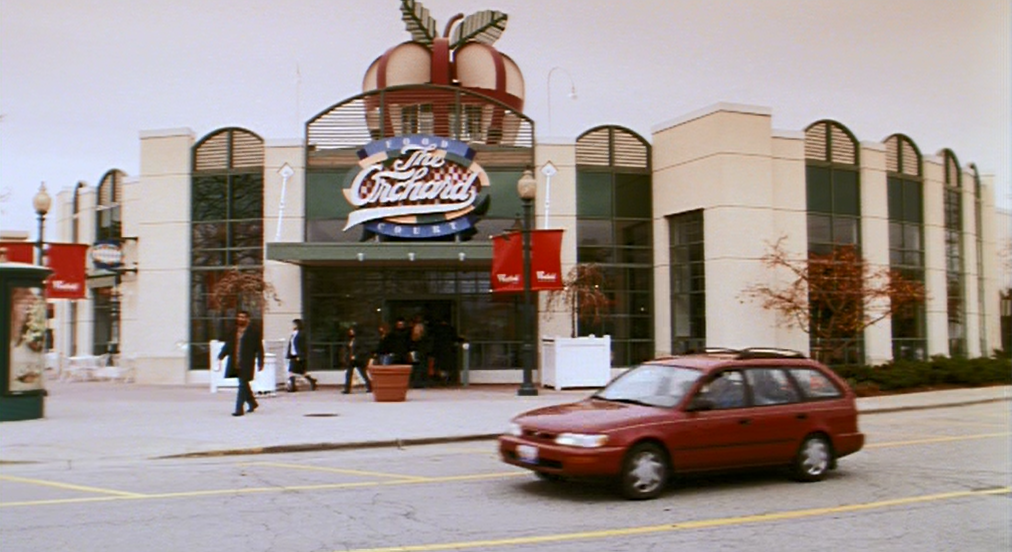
[44,101,1006,385]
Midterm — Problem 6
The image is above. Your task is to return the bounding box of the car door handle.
[739,419,751,425]
[796,414,808,420]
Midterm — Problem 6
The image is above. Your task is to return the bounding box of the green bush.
[832,355,1011,394]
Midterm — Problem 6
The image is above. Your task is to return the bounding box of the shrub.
[831,355,1011,395]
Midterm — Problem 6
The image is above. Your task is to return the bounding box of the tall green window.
[971,165,987,355]
[93,169,125,355]
[669,210,704,354]
[943,150,966,357]
[804,120,862,364]
[575,126,653,366]
[189,128,265,369]
[885,135,926,360]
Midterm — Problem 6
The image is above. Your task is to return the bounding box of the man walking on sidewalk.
[217,310,264,417]
[285,318,317,391]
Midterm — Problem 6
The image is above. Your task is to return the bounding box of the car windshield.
[592,364,702,408]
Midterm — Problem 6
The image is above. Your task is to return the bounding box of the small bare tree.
[209,269,281,315]
[742,237,927,364]
[546,263,612,338]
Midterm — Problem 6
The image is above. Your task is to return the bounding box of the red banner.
[46,244,89,299]
[0,242,36,264]
[491,232,523,292]
[491,230,564,293]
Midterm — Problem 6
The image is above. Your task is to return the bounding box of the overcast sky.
[1,0,1009,239]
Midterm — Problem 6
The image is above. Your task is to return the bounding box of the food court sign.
[342,135,490,238]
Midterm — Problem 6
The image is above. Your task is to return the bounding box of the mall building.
[45,18,1007,386]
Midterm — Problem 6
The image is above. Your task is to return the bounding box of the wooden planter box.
[367,364,412,402]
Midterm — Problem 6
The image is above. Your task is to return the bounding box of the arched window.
[970,164,987,355]
[805,120,861,364]
[93,170,126,355]
[95,170,124,242]
[884,134,925,360]
[189,127,265,370]
[576,125,653,366]
[942,149,965,357]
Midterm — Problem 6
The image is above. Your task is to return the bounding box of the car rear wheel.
[620,443,668,500]
[792,434,833,482]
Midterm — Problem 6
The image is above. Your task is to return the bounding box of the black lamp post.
[32,183,52,354]
[32,183,51,267]
[516,169,539,396]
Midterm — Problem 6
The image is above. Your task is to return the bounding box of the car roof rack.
[736,347,807,359]
[677,347,807,360]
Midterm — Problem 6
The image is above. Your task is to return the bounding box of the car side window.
[744,368,800,406]
[789,368,843,400]
[699,370,746,409]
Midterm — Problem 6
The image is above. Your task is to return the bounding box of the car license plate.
[517,444,538,464]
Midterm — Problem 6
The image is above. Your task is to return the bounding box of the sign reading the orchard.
[343,135,490,238]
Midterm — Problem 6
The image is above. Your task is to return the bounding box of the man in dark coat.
[376,317,411,365]
[285,318,316,392]
[217,310,264,416]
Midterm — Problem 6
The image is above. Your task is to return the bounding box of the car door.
[740,366,809,465]
[673,369,757,471]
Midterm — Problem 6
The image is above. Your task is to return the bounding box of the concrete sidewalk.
[0,381,1008,465]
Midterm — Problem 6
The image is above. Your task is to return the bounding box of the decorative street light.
[516,169,539,396]
[32,182,52,354]
[547,66,577,136]
[32,182,51,267]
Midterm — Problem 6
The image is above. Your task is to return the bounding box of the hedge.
[832,354,1011,394]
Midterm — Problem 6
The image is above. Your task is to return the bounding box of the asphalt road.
[1,402,1008,552]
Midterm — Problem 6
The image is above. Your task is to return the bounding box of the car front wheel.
[792,434,833,482]
[620,443,668,500]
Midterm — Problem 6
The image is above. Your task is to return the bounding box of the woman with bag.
[342,327,372,394]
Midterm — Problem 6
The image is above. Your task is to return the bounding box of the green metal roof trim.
[265,241,493,266]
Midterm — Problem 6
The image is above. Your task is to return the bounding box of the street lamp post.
[32,183,52,354]
[516,169,539,396]
[546,66,577,136]
[32,183,51,267]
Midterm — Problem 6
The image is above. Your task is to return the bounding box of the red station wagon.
[499,348,865,500]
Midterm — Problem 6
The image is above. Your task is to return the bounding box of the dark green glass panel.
[306,170,356,220]
[230,174,263,218]
[616,219,651,247]
[614,173,652,218]
[484,170,524,218]
[888,177,903,219]
[577,172,612,218]
[904,180,923,223]
[230,221,263,249]
[806,166,832,213]
[833,170,859,215]
[193,176,227,221]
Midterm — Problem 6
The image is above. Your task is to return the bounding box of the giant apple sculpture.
[362,0,526,143]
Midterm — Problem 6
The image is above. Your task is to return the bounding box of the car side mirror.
[687,396,715,412]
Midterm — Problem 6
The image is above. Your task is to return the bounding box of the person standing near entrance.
[285,318,317,392]
[341,327,371,394]
[217,310,264,417]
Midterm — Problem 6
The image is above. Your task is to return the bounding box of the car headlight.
[554,432,609,448]
[508,422,523,436]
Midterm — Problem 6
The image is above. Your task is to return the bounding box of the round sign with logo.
[91,241,123,270]
[342,135,490,239]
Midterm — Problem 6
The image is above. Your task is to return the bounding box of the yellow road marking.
[1,430,1007,508]
[337,487,1011,552]
[865,432,1009,449]
[241,461,429,481]
[0,471,527,508]
[0,474,145,498]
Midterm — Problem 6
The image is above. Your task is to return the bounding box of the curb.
[152,395,1011,460]
[155,433,501,460]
